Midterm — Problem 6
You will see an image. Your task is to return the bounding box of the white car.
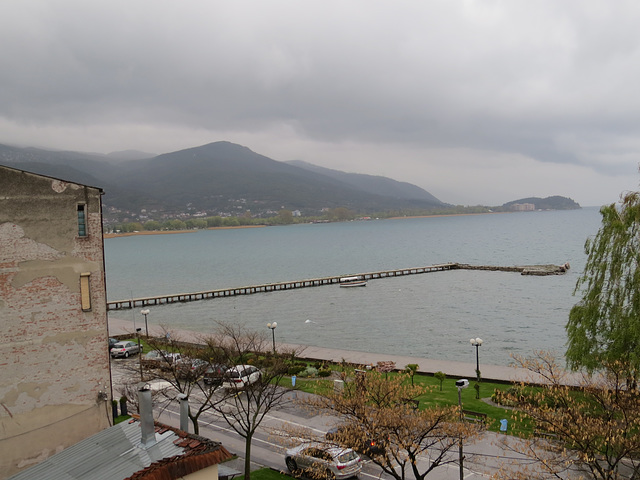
[285,443,362,480]
[221,365,261,389]
[110,341,141,358]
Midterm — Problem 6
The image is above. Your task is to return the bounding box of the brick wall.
[0,166,111,479]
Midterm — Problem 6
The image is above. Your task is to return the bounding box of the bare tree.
[205,322,301,480]
[136,329,226,435]
[302,369,480,480]
[495,351,640,480]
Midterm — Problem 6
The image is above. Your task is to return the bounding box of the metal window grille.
[77,204,87,237]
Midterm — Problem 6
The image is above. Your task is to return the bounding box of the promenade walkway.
[109,317,537,384]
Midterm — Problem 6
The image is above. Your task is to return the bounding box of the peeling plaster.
[0,223,62,264]
[50,180,68,193]
[13,256,98,291]
[42,329,100,347]
[1,382,50,408]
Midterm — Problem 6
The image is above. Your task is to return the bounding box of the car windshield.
[226,370,241,379]
[336,450,358,463]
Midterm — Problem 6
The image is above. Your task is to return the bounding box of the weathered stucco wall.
[0,166,111,479]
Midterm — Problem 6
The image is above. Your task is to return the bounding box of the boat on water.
[339,276,367,287]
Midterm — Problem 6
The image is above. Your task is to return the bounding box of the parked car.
[108,337,119,352]
[285,443,362,480]
[203,364,228,386]
[142,350,177,369]
[110,341,141,358]
[221,365,261,390]
[176,357,209,379]
[326,424,385,457]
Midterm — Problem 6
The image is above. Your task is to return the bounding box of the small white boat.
[339,276,367,287]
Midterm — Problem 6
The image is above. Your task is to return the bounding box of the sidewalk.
[109,317,536,384]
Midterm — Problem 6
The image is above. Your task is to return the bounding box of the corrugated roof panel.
[6,421,188,480]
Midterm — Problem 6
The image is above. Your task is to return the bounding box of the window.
[77,204,87,237]
[80,273,91,311]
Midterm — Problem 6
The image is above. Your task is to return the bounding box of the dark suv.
[203,364,228,386]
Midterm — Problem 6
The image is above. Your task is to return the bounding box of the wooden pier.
[106,261,569,311]
[107,262,458,311]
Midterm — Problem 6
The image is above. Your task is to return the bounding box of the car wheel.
[285,457,297,473]
[325,469,336,480]
[124,352,130,358]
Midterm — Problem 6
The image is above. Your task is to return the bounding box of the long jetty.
[106,262,569,311]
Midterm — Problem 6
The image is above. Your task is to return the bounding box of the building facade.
[0,166,111,478]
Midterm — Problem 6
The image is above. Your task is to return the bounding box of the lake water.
[105,208,603,366]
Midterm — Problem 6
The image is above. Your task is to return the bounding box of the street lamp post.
[136,328,143,381]
[266,322,277,353]
[456,379,469,480]
[141,309,150,337]
[470,338,483,382]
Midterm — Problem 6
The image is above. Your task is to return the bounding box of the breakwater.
[106,262,568,311]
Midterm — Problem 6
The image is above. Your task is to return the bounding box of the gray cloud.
[1,0,639,206]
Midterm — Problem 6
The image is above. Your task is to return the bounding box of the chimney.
[178,393,189,433]
[138,382,157,448]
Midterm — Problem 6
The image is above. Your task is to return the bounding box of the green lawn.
[233,467,289,480]
[292,370,521,434]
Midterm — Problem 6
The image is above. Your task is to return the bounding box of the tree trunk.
[190,414,199,435]
[244,433,253,480]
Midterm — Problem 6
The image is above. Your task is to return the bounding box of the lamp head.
[455,379,469,389]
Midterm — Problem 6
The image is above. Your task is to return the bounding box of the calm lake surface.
[105,208,603,366]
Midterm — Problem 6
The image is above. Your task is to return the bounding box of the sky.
[1,1,640,207]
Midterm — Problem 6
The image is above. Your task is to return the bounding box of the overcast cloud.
[1,1,639,206]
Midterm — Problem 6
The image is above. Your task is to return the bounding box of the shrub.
[288,365,306,376]
[300,366,318,378]
[318,369,332,377]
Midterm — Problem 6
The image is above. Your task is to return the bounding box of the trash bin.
[500,419,508,433]
[291,375,296,387]
[334,379,344,394]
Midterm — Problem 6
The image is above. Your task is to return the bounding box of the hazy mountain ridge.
[0,141,447,220]
[0,141,580,224]
[287,160,442,203]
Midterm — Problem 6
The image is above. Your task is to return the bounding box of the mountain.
[502,196,580,210]
[0,141,446,220]
[287,160,442,204]
[106,150,156,162]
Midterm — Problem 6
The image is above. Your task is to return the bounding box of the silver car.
[221,365,261,390]
[285,443,362,480]
[110,341,141,358]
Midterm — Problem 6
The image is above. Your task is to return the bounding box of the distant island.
[494,195,581,212]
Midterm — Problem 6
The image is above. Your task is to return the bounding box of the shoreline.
[104,212,501,238]
[387,211,510,220]
[104,225,266,238]
[107,316,533,383]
